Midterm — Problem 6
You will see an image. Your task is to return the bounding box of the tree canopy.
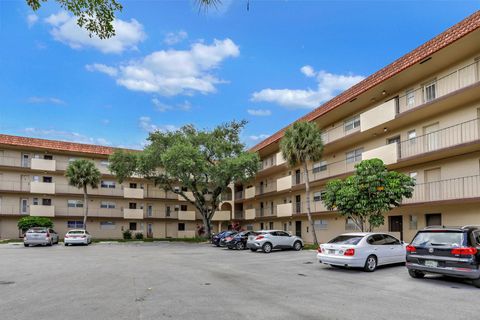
[109,120,259,236]
[18,216,53,231]
[323,159,415,232]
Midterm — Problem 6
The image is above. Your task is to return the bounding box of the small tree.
[109,121,259,238]
[280,121,324,246]
[18,216,53,232]
[323,159,416,232]
[65,159,101,230]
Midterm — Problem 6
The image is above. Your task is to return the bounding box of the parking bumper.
[406,262,480,280]
[317,253,364,268]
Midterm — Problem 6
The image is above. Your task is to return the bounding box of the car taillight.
[344,248,355,256]
[81,235,86,238]
[65,235,70,238]
[451,247,478,256]
[317,247,323,253]
[46,232,50,238]
[255,235,264,240]
[406,245,417,253]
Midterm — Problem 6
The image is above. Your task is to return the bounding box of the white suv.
[247,230,304,253]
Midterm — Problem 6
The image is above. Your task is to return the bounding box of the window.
[101,180,116,188]
[367,234,386,245]
[129,222,137,231]
[283,223,287,231]
[246,225,253,231]
[32,176,40,182]
[100,201,115,209]
[409,172,417,181]
[345,218,357,231]
[346,148,363,164]
[100,160,109,167]
[383,235,401,245]
[67,200,83,208]
[33,198,39,205]
[425,213,442,227]
[313,191,322,202]
[344,115,360,132]
[408,130,416,140]
[43,155,53,160]
[409,215,418,230]
[312,161,327,173]
[314,219,328,230]
[406,89,415,107]
[180,205,188,211]
[129,183,137,189]
[42,199,52,206]
[20,199,28,214]
[100,221,115,230]
[129,202,137,209]
[68,158,77,163]
[42,176,52,183]
[147,205,153,217]
[166,206,171,217]
[269,222,274,230]
[22,154,30,167]
[67,221,83,228]
[178,223,185,231]
[424,80,437,102]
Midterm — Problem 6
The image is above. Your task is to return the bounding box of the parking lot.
[0,242,479,320]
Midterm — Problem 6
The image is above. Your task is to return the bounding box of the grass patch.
[92,237,209,244]
[0,239,23,244]
[303,243,319,250]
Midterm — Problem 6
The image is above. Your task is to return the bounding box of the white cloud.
[247,108,271,116]
[164,30,188,45]
[45,11,146,54]
[27,14,39,28]
[248,134,269,141]
[251,66,364,109]
[86,63,118,77]
[138,116,178,133]
[26,96,66,105]
[151,99,192,112]
[90,38,239,96]
[23,128,110,145]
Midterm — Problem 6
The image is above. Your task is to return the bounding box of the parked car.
[64,229,92,246]
[317,233,406,272]
[247,230,303,253]
[24,227,59,247]
[219,231,238,247]
[226,231,257,250]
[406,226,480,288]
[212,231,237,247]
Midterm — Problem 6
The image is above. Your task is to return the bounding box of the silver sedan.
[247,230,304,253]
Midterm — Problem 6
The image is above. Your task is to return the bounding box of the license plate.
[328,249,336,255]
[424,260,438,268]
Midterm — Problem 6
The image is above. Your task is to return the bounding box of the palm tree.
[65,159,101,230]
[280,121,324,246]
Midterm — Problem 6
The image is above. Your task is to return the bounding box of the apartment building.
[0,136,234,239]
[234,11,480,243]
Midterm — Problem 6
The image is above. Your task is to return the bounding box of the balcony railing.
[256,181,277,196]
[234,191,244,200]
[258,205,277,217]
[321,123,361,145]
[399,118,480,159]
[398,59,480,114]
[309,159,360,183]
[292,201,329,214]
[404,175,480,204]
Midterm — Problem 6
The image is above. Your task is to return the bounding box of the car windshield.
[328,235,364,245]
[411,231,464,247]
[68,231,85,235]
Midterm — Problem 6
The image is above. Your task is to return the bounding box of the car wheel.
[64,243,68,246]
[250,248,257,252]
[24,243,28,247]
[293,241,302,251]
[47,240,52,247]
[363,255,377,272]
[262,242,273,253]
[408,269,425,279]
[472,278,480,288]
[236,242,245,250]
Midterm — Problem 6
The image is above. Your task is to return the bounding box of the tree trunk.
[83,185,88,231]
[201,213,212,239]
[303,162,319,246]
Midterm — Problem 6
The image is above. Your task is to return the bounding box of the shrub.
[122,230,132,240]
[134,232,144,240]
[17,216,53,232]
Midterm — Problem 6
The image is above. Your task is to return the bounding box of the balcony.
[245,208,256,220]
[363,143,399,165]
[277,203,293,218]
[398,60,480,114]
[123,187,144,199]
[259,152,286,171]
[234,190,244,200]
[399,118,479,159]
[30,181,55,194]
[403,175,480,205]
[30,205,55,217]
[276,175,292,191]
[0,156,22,167]
[310,159,359,183]
[360,98,397,132]
[291,201,329,215]
[31,158,56,171]
[178,211,196,221]
[212,210,231,221]
[258,205,276,217]
[178,191,195,201]
[256,181,277,195]
[178,230,196,238]
[321,122,361,144]
[245,186,256,199]
[123,208,144,219]
[234,210,243,220]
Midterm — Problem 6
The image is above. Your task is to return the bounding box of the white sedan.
[317,233,406,272]
[64,229,92,246]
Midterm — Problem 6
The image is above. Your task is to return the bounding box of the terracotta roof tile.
[250,10,480,152]
[0,134,138,156]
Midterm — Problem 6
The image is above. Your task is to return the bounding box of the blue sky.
[0,1,479,149]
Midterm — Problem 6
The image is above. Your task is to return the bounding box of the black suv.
[406,226,480,288]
